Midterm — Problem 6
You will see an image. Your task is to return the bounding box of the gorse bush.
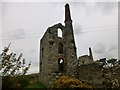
[53,76,91,88]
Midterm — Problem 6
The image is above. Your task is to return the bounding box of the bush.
[16,75,30,88]
[2,75,30,89]
[52,76,91,88]
[2,76,20,89]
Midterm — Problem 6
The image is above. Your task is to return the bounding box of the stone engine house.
[39,3,93,87]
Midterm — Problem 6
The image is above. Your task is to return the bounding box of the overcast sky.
[0,0,118,74]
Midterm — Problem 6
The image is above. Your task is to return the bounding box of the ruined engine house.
[39,3,93,87]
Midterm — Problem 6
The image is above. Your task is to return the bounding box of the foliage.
[0,43,31,76]
[102,68,120,88]
[98,58,107,66]
[52,76,91,88]
[107,58,117,67]
[102,75,120,88]
[3,73,46,89]
[26,82,46,88]
[16,75,30,88]
[2,75,31,89]
[2,76,20,89]
[98,58,119,68]
[2,74,38,89]
[0,44,31,89]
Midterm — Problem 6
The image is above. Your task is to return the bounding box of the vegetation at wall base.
[2,74,46,89]
[26,82,46,88]
[52,76,92,88]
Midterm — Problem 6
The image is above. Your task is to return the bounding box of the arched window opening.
[58,28,62,38]
[58,58,64,71]
[58,43,63,54]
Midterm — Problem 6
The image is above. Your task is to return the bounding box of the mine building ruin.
[39,3,94,87]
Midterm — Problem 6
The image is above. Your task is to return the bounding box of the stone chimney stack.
[64,3,77,76]
[65,3,72,22]
[89,47,93,61]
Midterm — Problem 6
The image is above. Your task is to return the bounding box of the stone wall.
[78,63,104,88]
[78,55,93,66]
[78,63,120,88]
[78,47,93,66]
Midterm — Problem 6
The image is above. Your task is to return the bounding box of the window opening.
[58,58,64,71]
[58,43,63,54]
[58,28,62,38]
[49,41,54,45]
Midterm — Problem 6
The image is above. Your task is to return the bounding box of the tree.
[0,43,31,76]
[107,58,117,67]
[98,58,107,67]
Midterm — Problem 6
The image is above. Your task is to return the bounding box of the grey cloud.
[94,42,107,54]
[71,2,117,15]
[30,49,36,53]
[8,29,26,39]
[94,43,118,59]
[70,2,86,7]
[95,2,117,14]
[74,25,82,34]
[107,44,118,52]
[32,62,38,66]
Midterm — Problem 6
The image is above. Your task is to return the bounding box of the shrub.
[52,76,91,88]
[2,76,20,89]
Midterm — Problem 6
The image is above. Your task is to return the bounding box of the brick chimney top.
[65,3,72,22]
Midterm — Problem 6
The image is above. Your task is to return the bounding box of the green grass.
[26,82,46,88]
